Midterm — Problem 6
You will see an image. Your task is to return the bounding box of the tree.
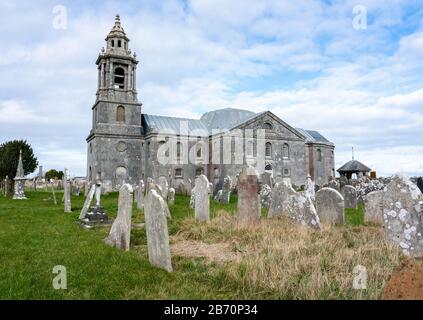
[45,169,64,181]
[0,140,38,180]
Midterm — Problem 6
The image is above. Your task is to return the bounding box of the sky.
[1,0,423,177]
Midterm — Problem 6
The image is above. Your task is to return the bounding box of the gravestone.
[168,187,175,205]
[261,172,273,188]
[79,184,96,219]
[137,180,145,210]
[327,177,340,193]
[259,184,272,209]
[84,180,108,222]
[342,185,357,209]
[157,176,169,201]
[269,182,321,230]
[63,168,71,212]
[364,190,384,225]
[221,176,232,204]
[13,151,27,200]
[193,175,211,222]
[315,188,344,224]
[144,189,173,272]
[237,166,260,225]
[104,184,133,251]
[417,177,423,194]
[339,175,349,190]
[305,175,315,201]
[383,175,423,257]
[214,189,223,203]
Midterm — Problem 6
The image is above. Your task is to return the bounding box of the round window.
[116,141,127,152]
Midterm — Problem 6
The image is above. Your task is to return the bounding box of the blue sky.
[1,0,423,177]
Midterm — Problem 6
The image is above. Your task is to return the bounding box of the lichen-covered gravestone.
[315,187,344,225]
[168,187,175,206]
[259,184,272,209]
[268,182,321,229]
[144,189,173,272]
[342,185,357,209]
[237,166,260,225]
[364,190,384,225]
[221,176,232,204]
[157,176,169,201]
[104,184,133,251]
[193,175,211,222]
[383,175,423,257]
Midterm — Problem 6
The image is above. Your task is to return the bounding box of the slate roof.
[143,108,333,145]
[337,160,372,173]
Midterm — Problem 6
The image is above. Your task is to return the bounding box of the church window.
[284,169,290,176]
[118,40,122,47]
[116,106,125,122]
[114,67,125,89]
[263,122,273,130]
[176,142,182,158]
[265,142,272,157]
[214,167,220,178]
[111,40,115,47]
[317,149,322,162]
[247,141,254,156]
[175,168,183,178]
[283,143,290,159]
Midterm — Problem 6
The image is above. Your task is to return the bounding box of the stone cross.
[342,185,358,209]
[237,166,260,225]
[315,187,345,225]
[144,189,173,272]
[79,184,96,220]
[364,190,384,225]
[168,187,175,206]
[104,184,134,251]
[193,174,211,222]
[63,168,71,212]
[382,175,423,257]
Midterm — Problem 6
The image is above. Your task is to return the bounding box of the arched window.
[116,106,125,122]
[111,40,115,47]
[263,122,273,130]
[283,143,289,159]
[176,142,182,158]
[265,164,272,171]
[247,141,254,156]
[118,40,122,47]
[265,142,272,157]
[114,67,125,89]
[317,149,322,162]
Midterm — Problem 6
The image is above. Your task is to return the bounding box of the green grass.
[0,191,390,299]
[345,203,365,226]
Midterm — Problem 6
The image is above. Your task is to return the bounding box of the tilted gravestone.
[315,187,344,225]
[268,181,321,229]
[79,184,96,219]
[364,190,384,225]
[237,166,260,225]
[144,189,173,272]
[342,185,357,209]
[104,184,133,251]
[168,187,175,206]
[193,175,211,222]
[383,175,423,257]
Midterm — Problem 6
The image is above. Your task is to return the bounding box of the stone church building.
[87,16,335,192]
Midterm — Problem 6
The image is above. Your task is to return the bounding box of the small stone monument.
[237,166,260,225]
[315,187,344,225]
[104,184,134,251]
[342,185,358,209]
[157,176,169,201]
[168,187,175,205]
[193,175,211,222]
[13,150,27,200]
[63,168,71,212]
[259,184,272,209]
[144,189,173,272]
[305,174,315,201]
[221,176,232,204]
[364,190,384,225]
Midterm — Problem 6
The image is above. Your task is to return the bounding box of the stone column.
[63,168,71,213]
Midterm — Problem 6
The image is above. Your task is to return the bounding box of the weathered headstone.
[137,180,145,209]
[259,184,272,209]
[342,185,357,209]
[79,184,96,219]
[364,190,384,225]
[269,182,321,230]
[315,188,345,225]
[13,150,27,200]
[157,176,169,201]
[237,166,260,225]
[144,189,173,272]
[305,175,315,201]
[168,187,175,205]
[214,189,222,203]
[221,176,232,204]
[327,177,340,193]
[261,172,273,188]
[193,175,211,222]
[383,175,423,257]
[104,184,133,251]
[63,168,71,212]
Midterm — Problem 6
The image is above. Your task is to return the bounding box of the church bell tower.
[86,15,143,191]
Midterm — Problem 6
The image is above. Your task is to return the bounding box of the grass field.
[0,190,403,299]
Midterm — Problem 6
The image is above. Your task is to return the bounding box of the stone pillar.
[63,168,71,213]
[237,166,260,225]
[193,175,211,222]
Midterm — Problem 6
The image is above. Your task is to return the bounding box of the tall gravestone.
[305,175,315,201]
[315,188,344,225]
[383,175,423,257]
[13,151,27,200]
[104,184,133,251]
[237,166,260,225]
[342,185,357,209]
[221,176,232,204]
[157,176,169,201]
[364,190,384,225]
[144,189,173,272]
[137,180,145,209]
[63,168,71,212]
[168,187,175,206]
[193,175,211,222]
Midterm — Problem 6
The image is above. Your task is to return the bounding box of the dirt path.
[383,259,423,299]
